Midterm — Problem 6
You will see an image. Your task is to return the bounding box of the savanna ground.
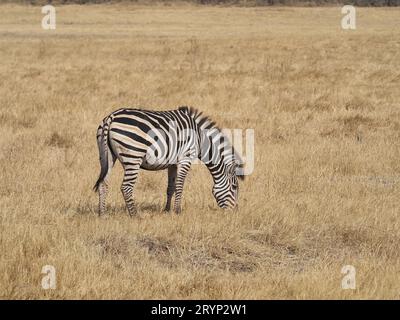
[0,3,399,299]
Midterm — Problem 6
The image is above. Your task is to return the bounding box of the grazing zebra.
[94,106,244,216]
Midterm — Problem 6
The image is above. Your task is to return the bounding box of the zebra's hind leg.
[98,182,108,216]
[120,161,142,217]
[164,165,177,212]
[98,153,117,216]
[174,159,192,214]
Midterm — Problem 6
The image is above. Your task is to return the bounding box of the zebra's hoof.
[127,210,138,217]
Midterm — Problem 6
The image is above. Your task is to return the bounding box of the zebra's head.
[212,161,243,209]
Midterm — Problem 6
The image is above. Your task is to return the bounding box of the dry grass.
[0,3,399,299]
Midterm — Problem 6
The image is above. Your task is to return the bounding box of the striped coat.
[94,106,244,215]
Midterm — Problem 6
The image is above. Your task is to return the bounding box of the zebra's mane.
[179,105,217,130]
[178,106,245,180]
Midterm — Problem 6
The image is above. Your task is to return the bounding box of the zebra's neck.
[179,106,236,183]
[196,121,234,184]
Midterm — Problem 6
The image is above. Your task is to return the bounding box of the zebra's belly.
[140,157,171,171]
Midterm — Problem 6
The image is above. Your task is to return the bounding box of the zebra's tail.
[93,117,112,192]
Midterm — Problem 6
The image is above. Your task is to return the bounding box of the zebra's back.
[106,107,198,171]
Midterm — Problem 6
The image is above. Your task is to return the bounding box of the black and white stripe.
[94,106,244,215]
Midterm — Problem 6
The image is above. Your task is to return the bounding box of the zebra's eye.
[232,184,237,190]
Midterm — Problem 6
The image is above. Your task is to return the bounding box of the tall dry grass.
[0,4,399,299]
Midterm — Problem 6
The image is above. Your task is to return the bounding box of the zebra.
[94,106,244,216]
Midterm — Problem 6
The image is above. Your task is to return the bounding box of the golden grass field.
[0,3,399,299]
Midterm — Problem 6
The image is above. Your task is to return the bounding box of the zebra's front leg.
[174,159,192,214]
[121,162,142,217]
[164,165,177,212]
